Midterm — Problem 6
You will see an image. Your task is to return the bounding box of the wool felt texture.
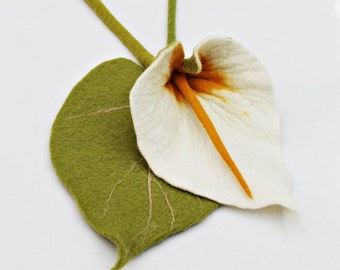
[167,0,177,44]
[85,0,154,68]
[130,38,295,209]
[50,58,219,270]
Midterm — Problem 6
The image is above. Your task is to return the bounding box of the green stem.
[167,0,177,45]
[84,0,155,68]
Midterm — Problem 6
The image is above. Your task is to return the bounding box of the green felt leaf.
[50,58,219,270]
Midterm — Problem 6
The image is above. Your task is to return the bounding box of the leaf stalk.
[167,0,177,45]
[84,0,155,68]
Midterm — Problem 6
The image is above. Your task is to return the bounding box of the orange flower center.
[165,45,253,199]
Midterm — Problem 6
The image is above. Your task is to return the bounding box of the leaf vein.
[67,105,130,120]
[127,167,154,252]
[101,158,143,218]
[153,178,175,231]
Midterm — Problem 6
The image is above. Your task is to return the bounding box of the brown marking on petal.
[186,56,237,98]
[166,47,236,104]
[196,55,236,89]
[199,54,220,71]
[187,78,229,103]
[164,47,252,198]
[169,44,185,72]
[190,70,226,82]
[188,78,227,93]
[172,74,253,199]
[165,81,185,102]
[165,44,186,102]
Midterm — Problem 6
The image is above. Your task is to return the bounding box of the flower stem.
[84,0,155,68]
[167,0,177,45]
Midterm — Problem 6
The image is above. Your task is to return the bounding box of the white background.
[1,0,340,269]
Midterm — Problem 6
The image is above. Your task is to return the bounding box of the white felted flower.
[130,37,294,209]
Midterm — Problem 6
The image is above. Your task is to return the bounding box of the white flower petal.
[130,37,295,209]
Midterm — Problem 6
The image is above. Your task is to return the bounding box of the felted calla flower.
[130,37,295,209]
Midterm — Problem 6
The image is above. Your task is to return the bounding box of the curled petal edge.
[130,37,295,210]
